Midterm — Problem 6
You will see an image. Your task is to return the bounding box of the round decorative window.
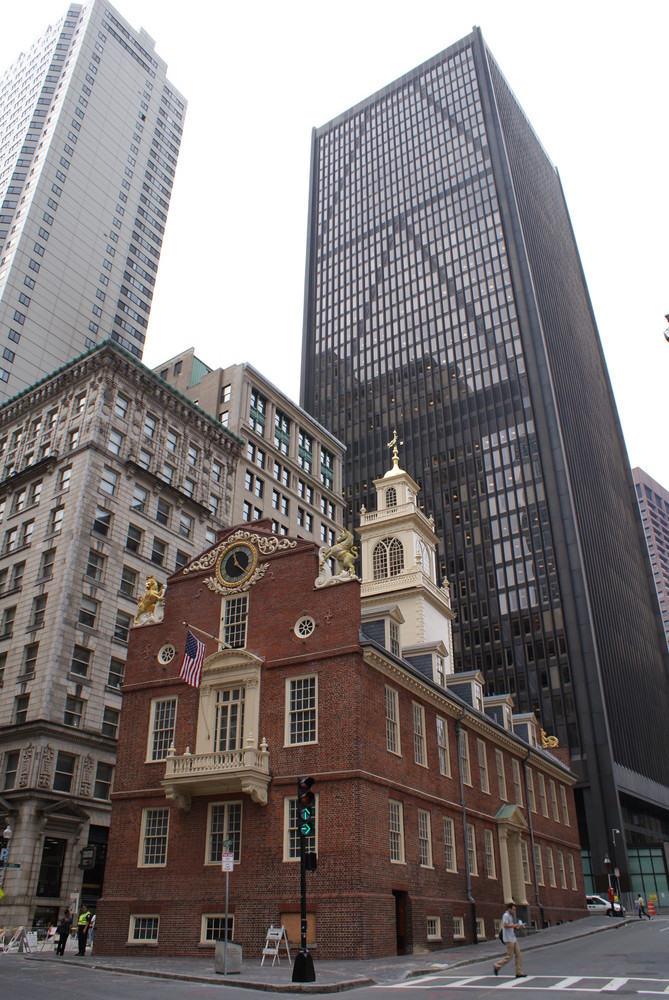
[157,643,176,665]
[294,617,316,639]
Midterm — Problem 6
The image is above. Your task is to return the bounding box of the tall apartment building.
[0,340,241,929]
[300,28,669,885]
[155,348,345,546]
[0,1,185,396]
[633,468,669,650]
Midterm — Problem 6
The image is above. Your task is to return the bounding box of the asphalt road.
[1,917,667,1000]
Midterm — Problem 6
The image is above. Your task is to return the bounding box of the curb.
[23,917,638,994]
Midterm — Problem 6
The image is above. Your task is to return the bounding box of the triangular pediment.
[201,647,263,687]
[494,803,528,829]
[40,799,90,825]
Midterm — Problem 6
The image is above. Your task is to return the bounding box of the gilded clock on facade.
[215,541,258,588]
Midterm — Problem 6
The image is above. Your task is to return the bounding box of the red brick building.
[95,453,585,959]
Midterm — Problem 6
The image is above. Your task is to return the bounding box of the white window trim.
[534,843,545,885]
[484,828,497,879]
[459,728,472,786]
[527,767,536,812]
[477,738,490,794]
[284,674,318,747]
[549,779,560,821]
[444,817,458,872]
[538,772,549,816]
[547,846,557,887]
[558,850,567,888]
[436,716,450,776]
[389,799,405,864]
[512,758,523,807]
[385,685,401,756]
[146,696,177,763]
[495,749,507,801]
[200,913,235,945]
[205,800,243,866]
[128,914,159,945]
[412,701,427,767]
[521,839,531,884]
[137,807,169,868]
[426,915,442,941]
[418,808,433,868]
[452,916,465,939]
[466,822,478,876]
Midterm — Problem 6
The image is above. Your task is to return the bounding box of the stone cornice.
[0,720,116,752]
[0,340,244,454]
[0,454,57,494]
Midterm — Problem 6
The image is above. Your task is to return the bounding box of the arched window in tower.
[385,486,397,508]
[373,537,405,579]
[417,539,430,574]
[388,537,404,576]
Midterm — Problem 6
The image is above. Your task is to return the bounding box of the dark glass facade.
[300,28,669,877]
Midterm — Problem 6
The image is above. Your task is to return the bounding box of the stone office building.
[0,339,241,928]
[95,450,584,959]
[154,348,345,546]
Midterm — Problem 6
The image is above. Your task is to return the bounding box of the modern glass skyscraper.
[0,1,185,397]
[301,28,669,879]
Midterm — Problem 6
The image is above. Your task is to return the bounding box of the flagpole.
[182,621,231,650]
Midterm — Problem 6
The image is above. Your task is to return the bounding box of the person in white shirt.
[494,902,525,977]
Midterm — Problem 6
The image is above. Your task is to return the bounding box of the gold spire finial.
[387,429,400,469]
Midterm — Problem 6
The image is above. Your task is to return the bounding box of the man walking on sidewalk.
[637,894,651,919]
[494,902,525,978]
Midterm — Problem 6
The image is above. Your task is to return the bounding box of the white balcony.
[162,737,270,811]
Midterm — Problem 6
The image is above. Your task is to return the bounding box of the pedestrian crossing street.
[377,974,669,993]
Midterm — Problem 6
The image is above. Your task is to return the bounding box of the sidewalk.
[24,915,638,993]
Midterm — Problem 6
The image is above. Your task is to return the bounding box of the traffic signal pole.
[292,777,316,983]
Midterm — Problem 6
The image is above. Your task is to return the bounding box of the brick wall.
[95,527,586,959]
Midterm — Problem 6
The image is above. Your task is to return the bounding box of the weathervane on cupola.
[387,429,400,468]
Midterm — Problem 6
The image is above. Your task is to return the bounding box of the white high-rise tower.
[0,1,186,396]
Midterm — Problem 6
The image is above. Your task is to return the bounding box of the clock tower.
[357,433,456,686]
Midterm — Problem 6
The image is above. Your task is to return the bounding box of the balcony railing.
[162,737,270,810]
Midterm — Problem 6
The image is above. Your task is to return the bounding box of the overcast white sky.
[2,1,668,487]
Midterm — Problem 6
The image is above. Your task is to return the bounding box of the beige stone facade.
[155,349,345,546]
[0,340,241,928]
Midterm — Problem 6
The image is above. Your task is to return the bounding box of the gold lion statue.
[135,575,166,622]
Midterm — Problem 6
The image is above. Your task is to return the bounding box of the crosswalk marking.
[376,975,669,994]
[604,979,630,992]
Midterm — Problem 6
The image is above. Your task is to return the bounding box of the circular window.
[294,617,315,639]
[157,643,176,665]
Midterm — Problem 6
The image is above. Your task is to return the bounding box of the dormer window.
[385,487,397,508]
[373,537,404,580]
[389,621,400,656]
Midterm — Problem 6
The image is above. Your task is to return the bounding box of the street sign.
[0,847,8,861]
[3,863,20,869]
[221,852,234,872]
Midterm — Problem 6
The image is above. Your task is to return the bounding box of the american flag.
[179,629,205,687]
